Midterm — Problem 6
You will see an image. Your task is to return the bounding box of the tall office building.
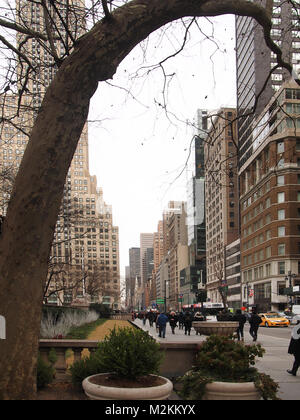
[128,247,141,310]
[204,108,239,304]
[180,110,208,307]
[236,0,300,169]
[0,0,120,308]
[239,80,300,312]
[237,0,300,311]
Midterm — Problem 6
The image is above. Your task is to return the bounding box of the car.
[259,313,290,327]
[278,311,294,323]
[291,314,300,325]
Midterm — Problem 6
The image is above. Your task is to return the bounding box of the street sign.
[156,299,165,304]
[178,298,183,302]
[0,315,6,339]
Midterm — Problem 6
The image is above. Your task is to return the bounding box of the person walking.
[249,309,262,342]
[287,323,300,376]
[157,312,168,338]
[169,311,177,334]
[193,311,205,335]
[234,309,247,341]
[184,311,193,336]
[178,312,184,330]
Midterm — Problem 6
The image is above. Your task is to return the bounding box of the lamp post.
[285,270,296,309]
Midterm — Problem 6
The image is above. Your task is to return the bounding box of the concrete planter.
[82,373,173,400]
[203,381,260,400]
[193,321,239,336]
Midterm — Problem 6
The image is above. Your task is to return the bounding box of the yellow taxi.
[259,313,290,327]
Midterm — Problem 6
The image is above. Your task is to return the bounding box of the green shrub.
[69,353,106,387]
[70,326,164,385]
[179,335,279,400]
[36,355,55,390]
[89,303,112,318]
[95,327,163,379]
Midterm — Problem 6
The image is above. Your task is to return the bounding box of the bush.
[179,335,279,400]
[95,327,164,379]
[70,326,164,385]
[36,355,55,390]
[89,303,112,318]
[40,309,99,338]
[69,353,106,387]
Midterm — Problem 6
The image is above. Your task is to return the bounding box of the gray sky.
[88,15,237,279]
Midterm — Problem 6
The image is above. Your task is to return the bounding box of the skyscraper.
[236,0,300,168]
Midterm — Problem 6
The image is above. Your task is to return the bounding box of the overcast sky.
[87,15,237,280]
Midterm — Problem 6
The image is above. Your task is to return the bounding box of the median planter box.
[203,381,260,400]
[193,321,239,336]
[82,373,173,400]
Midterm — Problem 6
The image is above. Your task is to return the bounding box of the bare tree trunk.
[0,0,283,400]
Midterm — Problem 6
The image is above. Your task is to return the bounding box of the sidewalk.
[133,318,300,400]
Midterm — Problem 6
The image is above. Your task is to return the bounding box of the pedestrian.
[193,311,205,335]
[249,309,262,342]
[287,323,300,376]
[169,311,177,334]
[178,312,184,330]
[157,312,168,338]
[142,311,146,326]
[149,310,156,327]
[184,311,193,336]
[234,309,247,341]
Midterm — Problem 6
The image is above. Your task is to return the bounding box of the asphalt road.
[250,324,293,340]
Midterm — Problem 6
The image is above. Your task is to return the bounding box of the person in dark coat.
[249,309,262,342]
[287,323,300,376]
[193,311,205,335]
[184,311,193,336]
[178,312,184,330]
[157,312,168,338]
[169,311,177,334]
[234,309,247,341]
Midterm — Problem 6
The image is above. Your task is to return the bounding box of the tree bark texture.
[0,0,282,399]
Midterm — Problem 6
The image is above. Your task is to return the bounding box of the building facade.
[204,108,239,304]
[239,80,300,312]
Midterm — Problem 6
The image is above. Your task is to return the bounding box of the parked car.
[259,313,290,327]
[278,311,294,323]
[291,314,300,325]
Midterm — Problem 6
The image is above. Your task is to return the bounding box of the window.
[278,261,285,275]
[266,246,272,258]
[277,192,285,203]
[277,175,284,185]
[277,158,284,168]
[277,141,284,153]
[278,209,285,220]
[278,226,285,237]
[278,243,285,255]
[278,282,286,296]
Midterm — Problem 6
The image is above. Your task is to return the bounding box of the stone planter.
[82,373,173,400]
[193,321,239,336]
[203,381,260,400]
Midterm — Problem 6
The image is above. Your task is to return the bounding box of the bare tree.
[0,0,295,400]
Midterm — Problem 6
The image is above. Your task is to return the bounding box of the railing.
[108,313,132,321]
[39,337,199,381]
[39,339,100,381]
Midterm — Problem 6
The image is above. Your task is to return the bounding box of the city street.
[133,318,300,400]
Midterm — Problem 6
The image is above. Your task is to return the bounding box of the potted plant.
[178,335,279,400]
[70,326,173,400]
